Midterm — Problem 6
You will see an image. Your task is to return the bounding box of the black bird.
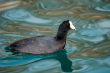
[5,20,75,54]
[5,20,76,72]
[5,20,76,55]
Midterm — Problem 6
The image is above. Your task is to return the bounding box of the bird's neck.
[55,30,68,41]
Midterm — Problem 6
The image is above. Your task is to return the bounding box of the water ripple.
[69,28,108,43]
[2,9,52,24]
[96,4,110,12]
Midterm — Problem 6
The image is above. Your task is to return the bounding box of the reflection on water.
[0,0,110,73]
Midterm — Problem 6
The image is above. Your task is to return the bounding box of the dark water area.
[0,0,110,73]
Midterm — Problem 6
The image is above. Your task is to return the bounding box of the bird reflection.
[42,49,73,72]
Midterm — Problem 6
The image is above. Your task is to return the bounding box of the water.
[0,0,110,73]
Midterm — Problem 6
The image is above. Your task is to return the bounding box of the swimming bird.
[5,20,76,55]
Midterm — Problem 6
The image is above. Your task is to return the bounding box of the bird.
[5,20,76,55]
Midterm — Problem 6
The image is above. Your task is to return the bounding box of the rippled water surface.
[0,0,110,73]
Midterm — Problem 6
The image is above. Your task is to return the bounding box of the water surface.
[0,0,110,73]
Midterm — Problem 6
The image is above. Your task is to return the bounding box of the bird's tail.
[5,46,12,52]
[5,46,19,55]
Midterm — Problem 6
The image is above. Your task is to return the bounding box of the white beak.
[69,21,76,30]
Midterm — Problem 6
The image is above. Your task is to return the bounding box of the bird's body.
[8,36,65,54]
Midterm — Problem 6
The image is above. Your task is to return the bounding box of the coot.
[5,20,76,55]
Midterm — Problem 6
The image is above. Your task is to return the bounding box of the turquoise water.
[0,0,110,73]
